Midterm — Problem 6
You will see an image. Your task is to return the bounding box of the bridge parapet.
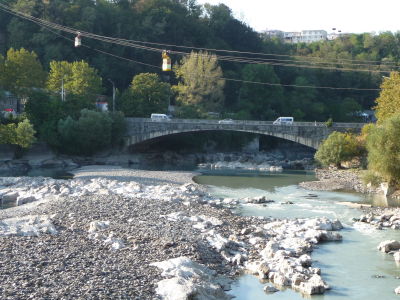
[125,118,366,150]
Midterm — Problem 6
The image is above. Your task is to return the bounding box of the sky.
[196,0,400,34]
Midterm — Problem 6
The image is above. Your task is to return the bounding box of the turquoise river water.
[194,170,400,300]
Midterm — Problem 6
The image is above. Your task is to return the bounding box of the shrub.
[366,112,400,185]
[361,170,383,187]
[56,109,126,156]
[58,109,112,155]
[315,131,361,167]
[325,118,333,127]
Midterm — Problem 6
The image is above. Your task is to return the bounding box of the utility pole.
[61,76,65,101]
[108,79,116,112]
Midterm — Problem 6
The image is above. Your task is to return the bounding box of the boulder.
[273,273,290,286]
[319,231,342,242]
[377,240,400,253]
[263,285,279,293]
[1,191,19,204]
[257,262,270,279]
[151,257,232,300]
[16,195,37,206]
[244,196,275,204]
[88,220,110,233]
[395,286,400,294]
[260,241,280,259]
[297,274,329,295]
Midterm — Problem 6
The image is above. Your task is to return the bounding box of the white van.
[150,113,171,121]
[273,117,294,125]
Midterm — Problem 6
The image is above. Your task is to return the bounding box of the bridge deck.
[124,118,366,150]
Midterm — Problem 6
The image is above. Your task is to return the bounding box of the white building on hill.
[284,30,327,43]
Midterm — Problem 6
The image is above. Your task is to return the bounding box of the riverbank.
[298,168,369,192]
[0,166,348,299]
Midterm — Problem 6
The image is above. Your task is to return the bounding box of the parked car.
[218,118,234,124]
[273,117,293,125]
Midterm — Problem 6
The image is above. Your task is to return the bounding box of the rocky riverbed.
[298,168,369,192]
[1,166,347,299]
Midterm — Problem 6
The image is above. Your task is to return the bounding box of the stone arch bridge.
[125,118,365,150]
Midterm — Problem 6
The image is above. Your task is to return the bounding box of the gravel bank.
[71,165,200,186]
[0,166,344,299]
[299,168,368,192]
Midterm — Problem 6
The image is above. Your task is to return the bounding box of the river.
[1,167,399,298]
[195,170,400,300]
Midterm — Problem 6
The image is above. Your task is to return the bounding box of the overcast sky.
[196,0,400,34]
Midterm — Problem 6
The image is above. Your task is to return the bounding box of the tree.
[173,51,225,113]
[47,60,103,99]
[238,64,284,120]
[0,119,36,149]
[13,119,36,148]
[0,123,15,145]
[0,54,4,87]
[366,113,400,185]
[374,72,400,124]
[2,48,46,96]
[315,131,361,167]
[58,109,112,155]
[119,73,171,117]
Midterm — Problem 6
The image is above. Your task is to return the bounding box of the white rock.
[0,215,57,236]
[88,220,110,233]
[377,240,400,253]
[1,191,19,203]
[263,285,279,293]
[319,231,342,242]
[150,257,232,300]
[395,286,400,294]
[16,195,37,206]
[104,234,125,250]
[297,274,329,295]
[273,273,290,286]
[260,241,280,259]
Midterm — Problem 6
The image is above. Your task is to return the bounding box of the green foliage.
[361,170,383,187]
[0,2,397,124]
[47,60,103,99]
[325,118,333,127]
[119,73,170,117]
[374,72,400,124]
[359,123,375,145]
[0,123,16,145]
[366,113,400,185]
[56,109,124,156]
[174,51,225,113]
[1,48,46,96]
[24,90,95,146]
[174,104,205,119]
[13,119,36,148]
[109,111,126,146]
[238,64,283,120]
[315,131,361,167]
[57,110,112,155]
[0,119,36,149]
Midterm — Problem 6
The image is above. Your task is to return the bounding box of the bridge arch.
[124,118,364,150]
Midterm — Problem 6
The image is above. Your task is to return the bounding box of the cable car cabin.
[162,51,171,71]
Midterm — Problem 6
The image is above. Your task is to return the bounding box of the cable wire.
[0,2,381,91]
[0,1,396,73]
